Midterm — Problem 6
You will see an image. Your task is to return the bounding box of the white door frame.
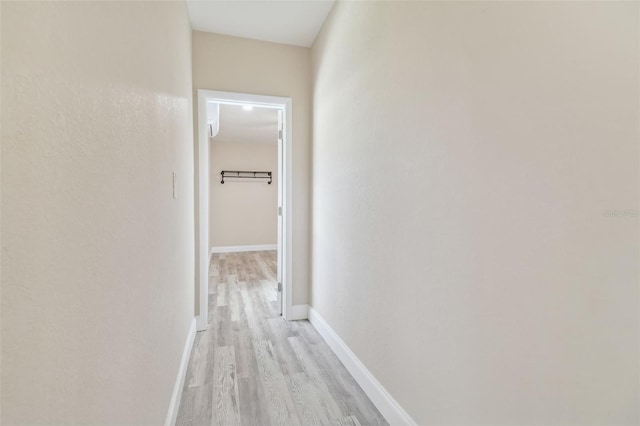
[195,89,294,330]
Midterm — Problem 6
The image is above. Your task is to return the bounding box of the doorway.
[196,90,293,330]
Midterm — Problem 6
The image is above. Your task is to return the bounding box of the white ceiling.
[214,104,278,144]
[187,0,335,47]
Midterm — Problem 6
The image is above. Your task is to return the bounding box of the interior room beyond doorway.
[209,104,279,253]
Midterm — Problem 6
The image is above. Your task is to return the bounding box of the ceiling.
[214,104,279,144]
[186,0,335,47]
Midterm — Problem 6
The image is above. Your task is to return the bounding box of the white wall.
[0,2,2,419]
[1,2,194,423]
[193,31,311,304]
[312,2,639,424]
[210,141,278,248]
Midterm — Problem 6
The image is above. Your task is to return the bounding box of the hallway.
[176,251,387,426]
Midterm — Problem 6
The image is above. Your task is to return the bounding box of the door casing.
[195,89,293,330]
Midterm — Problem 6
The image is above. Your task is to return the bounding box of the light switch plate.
[173,172,177,199]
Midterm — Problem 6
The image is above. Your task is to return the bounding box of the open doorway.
[210,103,281,315]
[195,90,293,331]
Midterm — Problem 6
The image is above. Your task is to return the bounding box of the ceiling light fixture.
[243,105,254,111]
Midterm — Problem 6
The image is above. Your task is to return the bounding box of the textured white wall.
[210,141,278,248]
[0,3,3,419]
[312,2,639,424]
[1,2,194,423]
[193,31,311,305]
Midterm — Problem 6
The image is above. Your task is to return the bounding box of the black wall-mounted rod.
[221,170,272,184]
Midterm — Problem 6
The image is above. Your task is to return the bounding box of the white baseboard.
[290,304,309,320]
[210,244,277,254]
[165,317,197,426]
[308,308,416,426]
[196,313,208,332]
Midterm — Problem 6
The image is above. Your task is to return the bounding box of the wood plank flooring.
[176,251,387,426]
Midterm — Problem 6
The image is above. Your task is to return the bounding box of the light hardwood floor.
[176,251,388,426]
